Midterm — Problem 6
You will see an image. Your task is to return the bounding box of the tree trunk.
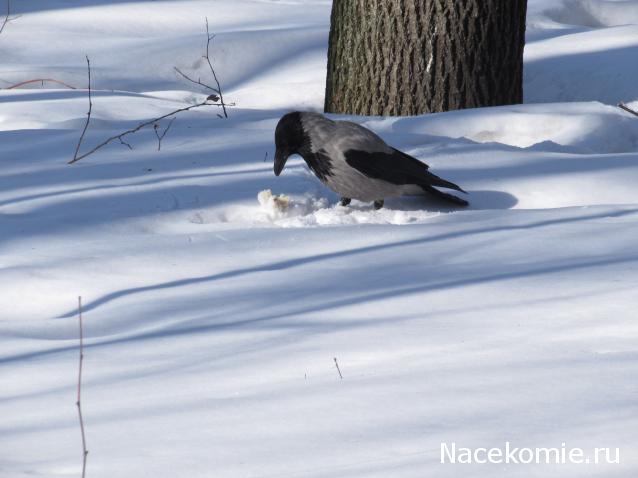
[324,0,527,116]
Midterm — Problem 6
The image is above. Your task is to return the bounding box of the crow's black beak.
[274,149,289,176]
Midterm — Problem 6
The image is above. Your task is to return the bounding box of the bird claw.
[340,197,351,207]
[373,199,384,210]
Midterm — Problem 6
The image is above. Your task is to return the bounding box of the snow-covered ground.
[1,1,638,477]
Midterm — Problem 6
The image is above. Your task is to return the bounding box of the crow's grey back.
[300,112,392,156]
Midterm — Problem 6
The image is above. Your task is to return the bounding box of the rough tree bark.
[324,0,527,116]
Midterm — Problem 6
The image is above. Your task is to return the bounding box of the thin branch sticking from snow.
[0,0,20,35]
[76,296,88,478]
[334,357,343,379]
[174,18,229,118]
[69,57,228,164]
[618,102,638,118]
[72,56,93,163]
[205,18,228,119]
[69,100,219,164]
[154,117,175,151]
[119,137,133,150]
[0,0,7,34]
[173,66,219,97]
[5,78,77,90]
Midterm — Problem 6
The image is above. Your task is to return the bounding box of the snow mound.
[525,2,638,104]
[378,102,638,153]
[545,0,638,28]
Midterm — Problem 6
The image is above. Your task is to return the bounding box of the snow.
[1,1,638,477]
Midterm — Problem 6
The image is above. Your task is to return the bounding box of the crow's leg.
[373,199,384,210]
[340,197,351,207]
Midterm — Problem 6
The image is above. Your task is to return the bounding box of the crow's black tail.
[423,171,467,193]
[421,184,469,206]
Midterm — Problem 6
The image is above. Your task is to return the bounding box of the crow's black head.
[274,111,309,176]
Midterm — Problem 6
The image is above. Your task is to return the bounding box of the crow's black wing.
[391,147,430,170]
[344,148,466,193]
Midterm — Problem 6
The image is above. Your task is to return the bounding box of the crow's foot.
[340,197,351,207]
[373,199,384,210]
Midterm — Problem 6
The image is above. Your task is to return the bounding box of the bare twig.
[0,0,20,35]
[69,57,222,164]
[119,137,133,150]
[173,67,219,97]
[76,296,88,478]
[69,100,219,164]
[333,357,343,379]
[71,25,232,164]
[5,78,77,90]
[618,102,638,118]
[174,18,229,117]
[72,56,93,163]
[205,18,228,118]
[0,0,7,35]
[154,117,175,151]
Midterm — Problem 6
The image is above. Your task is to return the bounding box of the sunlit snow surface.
[1,1,638,477]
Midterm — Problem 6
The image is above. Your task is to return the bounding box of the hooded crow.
[274,111,468,209]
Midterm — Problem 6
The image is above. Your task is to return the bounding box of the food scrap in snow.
[258,189,291,215]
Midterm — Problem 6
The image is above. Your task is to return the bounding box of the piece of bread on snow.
[258,189,290,212]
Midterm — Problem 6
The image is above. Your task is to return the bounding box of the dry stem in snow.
[69,58,226,164]
[154,118,175,151]
[76,297,88,478]
[72,56,93,163]
[174,17,230,118]
[5,78,76,89]
[0,0,20,35]
[334,357,344,379]
[618,102,638,117]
